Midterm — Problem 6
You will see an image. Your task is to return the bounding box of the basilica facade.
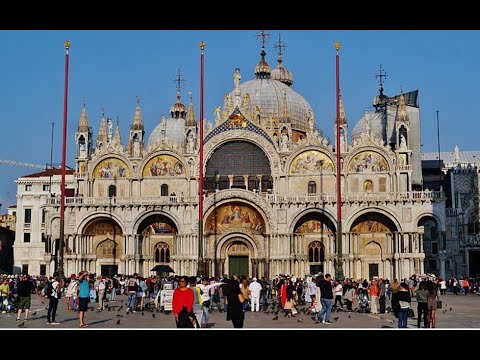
[40,45,445,280]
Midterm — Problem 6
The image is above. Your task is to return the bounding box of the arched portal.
[227,241,250,277]
[216,233,259,278]
[293,212,335,276]
[350,212,398,279]
[83,218,123,276]
[137,214,177,263]
[418,216,440,274]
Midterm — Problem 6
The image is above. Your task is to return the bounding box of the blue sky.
[0,30,477,207]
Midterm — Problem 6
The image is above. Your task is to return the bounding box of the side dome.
[147,117,186,148]
[237,79,313,133]
[147,90,188,148]
[271,65,293,86]
[351,110,386,142]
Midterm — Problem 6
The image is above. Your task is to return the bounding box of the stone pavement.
[1,292,479,329]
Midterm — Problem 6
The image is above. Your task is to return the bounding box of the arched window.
[108,185,116,198]
[468,215,480,234]
[308,181,317,194]
[308,241,325,274]
[161,184,169,197]
[154,242,170,263]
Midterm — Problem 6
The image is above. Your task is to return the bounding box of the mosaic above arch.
[143,155,184,177]
[142,222,176,235]
[289,150,334,174]
[295,219,334,234]
[93,158,130,178]
[351,213,396,233]
[347,151,389,173]
[84,219,123,236]
[206,203,265,235]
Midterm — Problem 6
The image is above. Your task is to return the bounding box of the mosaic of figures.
[96,239,120,258]
[93,158,130,178]
[347,151,389,173]
[84,220,123,236]
[295,219,334,234]
[142,222,176,235]
[206,204,264,234]
[351,214,394,233]
[289,151,334,174]
[143,155,184,177]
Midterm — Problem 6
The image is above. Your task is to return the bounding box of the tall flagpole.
[335,41,344,281]
[198,41,205,276]
[58,40,71,280]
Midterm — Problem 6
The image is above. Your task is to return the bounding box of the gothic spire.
[398,91,409,122]
[186,92,196,126]
[132,96,144,131]
[96,110,108,147]
[77,98,89,132]
[339,94,347,125]
[113,118,122,148]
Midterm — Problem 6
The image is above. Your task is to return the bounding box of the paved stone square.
[2,292,480,329]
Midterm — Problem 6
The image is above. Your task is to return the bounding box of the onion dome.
[271,55,294,87]
[170,90,187,119]
[255,48,271,79]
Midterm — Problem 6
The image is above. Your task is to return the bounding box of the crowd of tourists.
[0,270,479,328]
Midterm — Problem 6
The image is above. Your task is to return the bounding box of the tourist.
[77,271,90,328]
[397,282,411,328]
[46,271,63,324]
[16,274,34,322]
[172,275,195,328]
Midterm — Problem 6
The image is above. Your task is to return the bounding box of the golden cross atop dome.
[256,30,272,48]
[375,64,388,88]
[174,69,185,94]
[274,34,287,57]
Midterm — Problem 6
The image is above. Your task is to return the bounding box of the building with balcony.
[39,43,444,280]
[422,147,480,278]
[13,169,74,275]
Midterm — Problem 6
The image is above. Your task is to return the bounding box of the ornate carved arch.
[346,207,401,233]
[203,131,280,176]
[203,189,274,232]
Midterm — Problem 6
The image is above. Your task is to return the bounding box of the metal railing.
[45,190,444,207]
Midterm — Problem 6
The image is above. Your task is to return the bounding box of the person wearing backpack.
[126,274,139,312]
[47,272,63,325]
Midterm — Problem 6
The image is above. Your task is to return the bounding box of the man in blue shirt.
[77,271,90,328]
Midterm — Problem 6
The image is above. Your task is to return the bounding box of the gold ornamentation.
[206,204,265,235]
[289,150,334,174]
[93,158,130,178]
[348,151,389,173]
[143,155,184,177]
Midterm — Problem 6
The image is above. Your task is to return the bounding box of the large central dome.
[236,79,313,133]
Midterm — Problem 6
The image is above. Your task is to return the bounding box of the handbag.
[407,308,415,318]
[291,308,298,315]
[437,300,442,309]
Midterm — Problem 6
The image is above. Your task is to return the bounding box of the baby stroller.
[357,288,370,313]
[2,295,17,313]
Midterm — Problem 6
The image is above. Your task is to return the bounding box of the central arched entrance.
[227,240,250,277]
